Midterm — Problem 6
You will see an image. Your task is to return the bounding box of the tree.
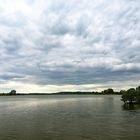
[121,88,136,104]
[9,90,16,95]
[103,88,114,94]
[126,88,136,103]
[120,90,127,103]
[136,86,140,92]
[136,86,140,103]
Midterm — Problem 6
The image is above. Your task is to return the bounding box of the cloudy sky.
[0,0,140,93]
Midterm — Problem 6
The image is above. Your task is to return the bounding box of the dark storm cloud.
[0,0,140,91]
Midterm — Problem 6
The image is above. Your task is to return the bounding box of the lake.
[0,95,140,140]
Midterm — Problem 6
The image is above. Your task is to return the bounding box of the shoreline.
[0,93,122,96]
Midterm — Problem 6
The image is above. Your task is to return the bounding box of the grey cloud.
[0,0,140,91]
[0,73,24,81]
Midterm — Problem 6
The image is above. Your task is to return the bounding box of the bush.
[9,90,16,95]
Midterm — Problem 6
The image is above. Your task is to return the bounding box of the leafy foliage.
[9,90,16,95]
[121,86,140,104]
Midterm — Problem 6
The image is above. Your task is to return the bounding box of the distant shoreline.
[0,93,122,96]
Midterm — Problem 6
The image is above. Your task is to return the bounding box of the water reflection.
[0,95,140,140]
[122,104,140,110]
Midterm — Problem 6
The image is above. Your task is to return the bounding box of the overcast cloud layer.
[0,0,140,92]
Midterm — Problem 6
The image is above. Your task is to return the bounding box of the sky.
[0,0,140,93]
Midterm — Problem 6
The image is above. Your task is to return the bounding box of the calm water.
[0,95,140,140]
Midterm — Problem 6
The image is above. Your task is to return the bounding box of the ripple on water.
[0,95,140,140]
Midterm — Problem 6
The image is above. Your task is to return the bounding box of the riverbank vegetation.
[0,89,120,96]
[1,86,140,105]
[0,90,16,96]
[121,86,140,104]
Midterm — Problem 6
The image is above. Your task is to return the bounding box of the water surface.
[0,95,140,140]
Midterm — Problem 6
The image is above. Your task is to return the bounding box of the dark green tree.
[121,88,136,104]
[120,90,127,103]
[136,86,140,103]
[103,88,114,94]
[9,90,16,95]
[126,88,136,103]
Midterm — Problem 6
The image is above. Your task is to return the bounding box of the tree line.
[0,90,16,96]
[0,86,140,104]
